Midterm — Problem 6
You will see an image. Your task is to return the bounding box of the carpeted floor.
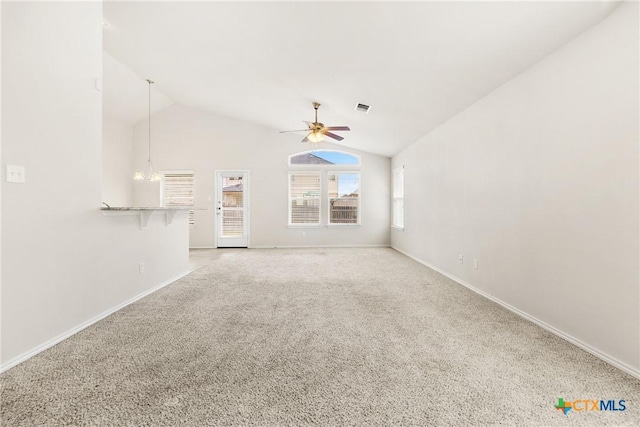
[1,248,639,426]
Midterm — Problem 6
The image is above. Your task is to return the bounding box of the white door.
[216,171,249,248]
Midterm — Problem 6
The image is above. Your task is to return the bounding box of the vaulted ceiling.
[103,0,619,157]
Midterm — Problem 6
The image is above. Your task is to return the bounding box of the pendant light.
[134,79,161,181]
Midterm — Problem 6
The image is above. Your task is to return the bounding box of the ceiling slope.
[104,1,618,157]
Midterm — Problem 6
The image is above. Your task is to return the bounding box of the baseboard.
[190,245,391,249]
[391,246,640,380]
[0,270,191,374]
[249,244,391,249]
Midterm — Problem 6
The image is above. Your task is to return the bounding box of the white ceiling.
[103,0,618,157]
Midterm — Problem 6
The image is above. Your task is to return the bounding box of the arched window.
[289,150,360,166]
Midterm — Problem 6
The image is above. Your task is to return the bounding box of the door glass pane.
[221,176,243,237]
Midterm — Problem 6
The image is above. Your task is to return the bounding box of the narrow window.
[289,172,321,225]
[162,171,195,225]
[392,167,404,229]
[328,172,360,224]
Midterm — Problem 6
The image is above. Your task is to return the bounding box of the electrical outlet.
[6,165,25,183]
[458,254,463,264]
[139,263,145,274]
[473,259,479,270]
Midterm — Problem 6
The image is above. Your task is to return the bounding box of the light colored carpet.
[1,248,639,426]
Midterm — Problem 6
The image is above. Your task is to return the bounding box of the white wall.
[133,105,391,248]
[101,51,173,129]
[392,2,639,375]
[1,2,189,368]
[102,113,134,206]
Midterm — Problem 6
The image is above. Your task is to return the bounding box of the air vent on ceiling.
[354,103,371,113]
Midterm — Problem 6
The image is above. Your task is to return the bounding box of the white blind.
[392,167,404,228]
[289,173,320,224]
[162,171,195,225]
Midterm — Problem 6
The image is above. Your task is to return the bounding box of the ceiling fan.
[280,102,350,143]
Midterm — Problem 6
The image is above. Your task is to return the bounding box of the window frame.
[161,170,196,226]
[288,171,322,227]
[287,150,362,228]
[392,166,404,230]
[288,149,360,167]
[327,171,361,226]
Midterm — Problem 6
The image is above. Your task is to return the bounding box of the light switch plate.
[6,165,25,183]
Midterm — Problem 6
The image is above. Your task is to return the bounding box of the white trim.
[391,246,640,380]
[327,171,361,226]
[159,169,195,174]
[0,270,190,374]
[215,170,250,248]
[160,169,196,226]
[250,244,390,249]
[192,244,387,249]
[288,171,321,226]
[391,166,404,229]
[289,164,361,170]
[287,225,362,229]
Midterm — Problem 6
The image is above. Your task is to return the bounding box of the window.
[289,172,321,225]
[162,171,195,225]
[288,150,361,227]
[328,172,360,224]
[289,150,360,166]
[392,166,404,228]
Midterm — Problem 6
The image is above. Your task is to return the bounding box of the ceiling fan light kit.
[280,102,351,144]
[307,131,325,143]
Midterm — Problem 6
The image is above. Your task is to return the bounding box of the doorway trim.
[215,170,250,248]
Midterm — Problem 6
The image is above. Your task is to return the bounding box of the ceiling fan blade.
[326,126,350,131]
[324,131,344,141]
[279,129,309,133]
[301,135,310,143]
